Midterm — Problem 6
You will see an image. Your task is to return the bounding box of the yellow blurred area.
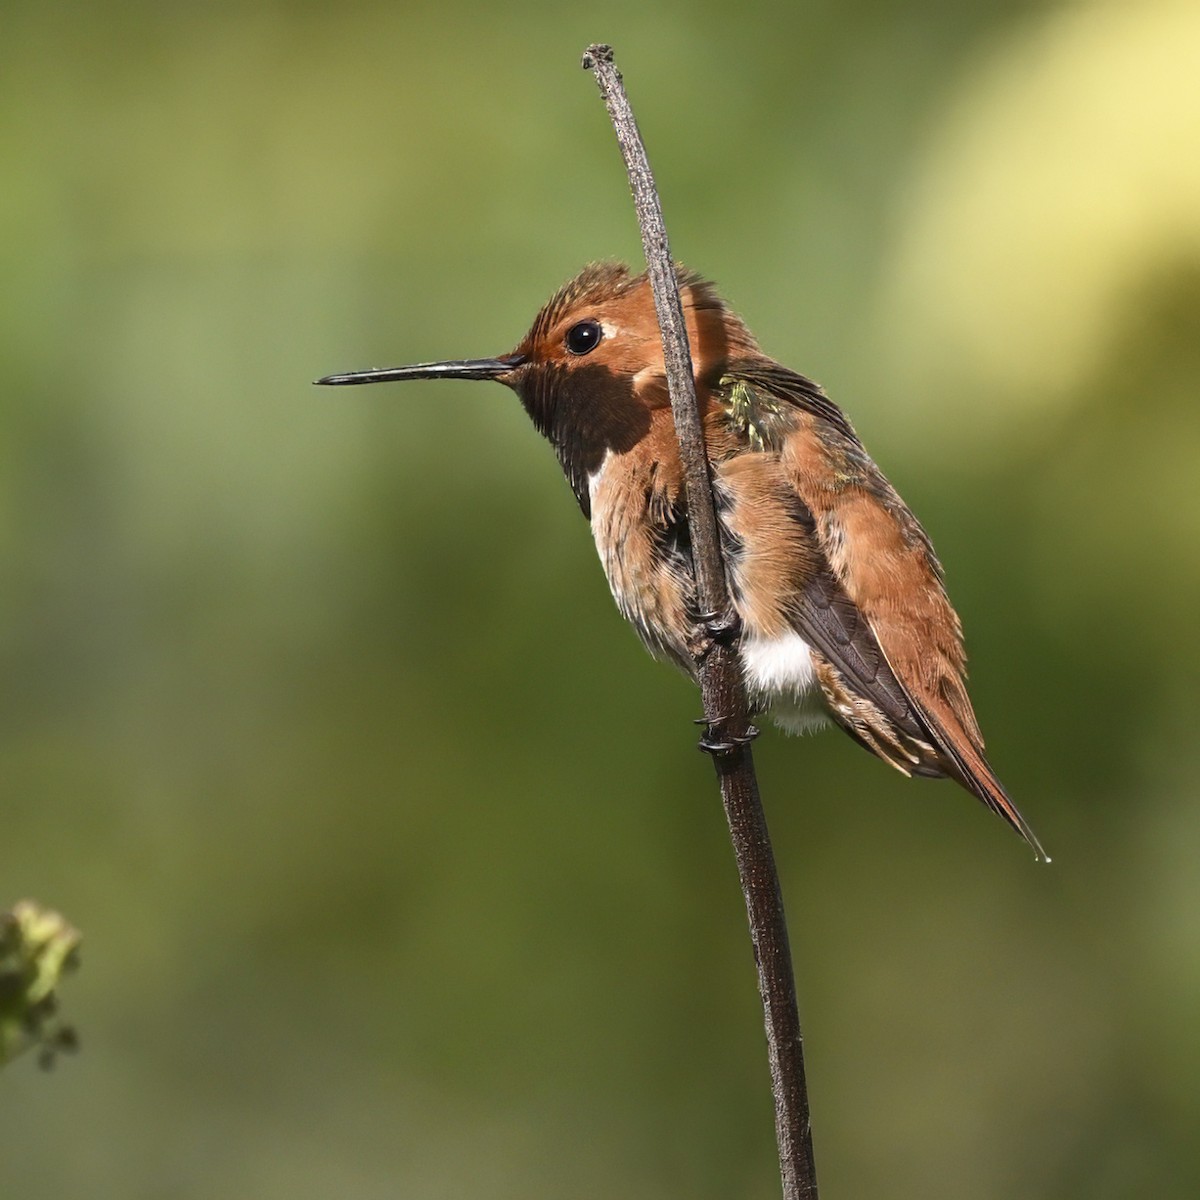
[882,0,1200,429]
[2,2,1197,1198]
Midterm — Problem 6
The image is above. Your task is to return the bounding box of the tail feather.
[922,708,1050,863]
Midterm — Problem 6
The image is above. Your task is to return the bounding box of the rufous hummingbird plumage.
[318,262,1047,860]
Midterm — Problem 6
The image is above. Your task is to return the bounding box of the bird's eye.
[565,320,603,356]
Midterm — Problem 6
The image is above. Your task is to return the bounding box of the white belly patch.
[741,632,830,735]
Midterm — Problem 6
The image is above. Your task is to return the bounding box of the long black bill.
[314,356,524,387]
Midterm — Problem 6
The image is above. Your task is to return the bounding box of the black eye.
[565,320,603,356]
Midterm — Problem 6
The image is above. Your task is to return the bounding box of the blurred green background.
[3,0,1198,1196]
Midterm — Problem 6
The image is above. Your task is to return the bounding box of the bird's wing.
[717,363,1047,857]
[718,361,973,734]
[713,448,932,745]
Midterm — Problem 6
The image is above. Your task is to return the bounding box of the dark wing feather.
[791,561,928,738]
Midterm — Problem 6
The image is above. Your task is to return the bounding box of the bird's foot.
[687,608,743,664]
[695,715,760,756]
[700,607,742,645]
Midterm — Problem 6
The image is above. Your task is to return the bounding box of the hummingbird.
[317,262,1047,860]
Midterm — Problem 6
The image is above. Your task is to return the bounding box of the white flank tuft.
[588,451,614,506]
[587,449,613,508]
[741,633,830,735]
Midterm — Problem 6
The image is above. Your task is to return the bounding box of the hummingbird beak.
[314,355,526,387]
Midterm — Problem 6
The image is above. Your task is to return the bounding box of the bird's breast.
[587,447,697,673]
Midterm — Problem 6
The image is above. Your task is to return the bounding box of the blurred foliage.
[0,901,81,1068]
[1,0,1197,1197]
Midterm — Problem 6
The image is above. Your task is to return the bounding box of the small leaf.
[0,901,82,1070]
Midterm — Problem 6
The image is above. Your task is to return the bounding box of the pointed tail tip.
[978,778,1051,864]
[958,757,1051,864]
[1005,806,1052,865]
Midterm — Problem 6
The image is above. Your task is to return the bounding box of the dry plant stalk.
[582,43,818,1200]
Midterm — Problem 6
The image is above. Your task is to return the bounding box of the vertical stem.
[582,44,818,1200]
[715,749,818,1199]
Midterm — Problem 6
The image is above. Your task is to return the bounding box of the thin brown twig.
[581,44,818,1200]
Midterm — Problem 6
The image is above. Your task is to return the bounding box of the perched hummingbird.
[318,262,1047,860]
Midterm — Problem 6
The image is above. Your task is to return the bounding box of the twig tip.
[581,44,615,71]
